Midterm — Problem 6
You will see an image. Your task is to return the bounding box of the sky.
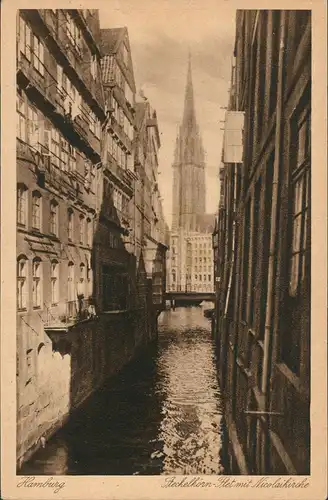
[100,0,236,227]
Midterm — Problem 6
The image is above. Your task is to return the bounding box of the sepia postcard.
[1,0,327,499]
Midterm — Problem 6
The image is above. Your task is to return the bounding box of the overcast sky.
[100,0,236,227]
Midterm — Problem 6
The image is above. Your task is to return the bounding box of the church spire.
[182,52,197,129]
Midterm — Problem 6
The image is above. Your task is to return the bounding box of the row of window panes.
[194,275,212,281]
[57,64,101,139]
[18,17,45,75]
[17,257,90,310]
[65,12,83,57]
[17,94,77,170]
[194,267,212,273]
[113,188,129,215]
[108,133,128,169]
[17,185,93,245]
[19,15,100,141]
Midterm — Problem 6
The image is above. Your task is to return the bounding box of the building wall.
[168,230,214,293]
[214,9,311,475]
[16,10,167,467]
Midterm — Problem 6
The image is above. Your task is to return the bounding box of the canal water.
[19,306,228,475]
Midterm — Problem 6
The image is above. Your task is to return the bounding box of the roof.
[100,27,126,55]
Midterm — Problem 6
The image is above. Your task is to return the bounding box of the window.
[17,184,28,226]
[18,17,31,61]
[195,274,197,280]
[51,128,60,167]
[17,256,28,311]
[66,13,82,55]
[32,35,44,75]
[27,105,39,148]
[51,260,59,305]
[289,108,311,296]
[296,112,310,170]
[208,275,211,281]
[68,145,76,171]
[17,95,27,141]
[61,137,69,170]
[289,173,309,296]
[87,218,92,246]
[79,215,85,245]
[32,258,42,308]
[32,191,42,230]
[50,200,58,235]
[172,271,176,282]
[68,208,74,241]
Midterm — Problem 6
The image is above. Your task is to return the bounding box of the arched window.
[32,257,42,308]
[32,191,42,230]
[17,255,28,311]
[50,199,59,236]
[79,214,85,245]
[51,260,59,305]
[67,208,74,241]
[17,184,28,226]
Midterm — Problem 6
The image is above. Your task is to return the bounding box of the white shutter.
[19,18,25,57]
[33,35,38,70]
[40,42,44,75]
[25,24,31,61]
[57,64,63,92]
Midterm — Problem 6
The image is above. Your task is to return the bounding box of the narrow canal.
[19,306,228,475]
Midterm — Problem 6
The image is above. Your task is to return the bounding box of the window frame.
[19,16,31,61]
[51,259,59,305]
[32,34,44,76]
[17,255,28,311]
[31,191,42,231]
[50,199,59,236]
[17,183,28,226]
[32,257,42,309]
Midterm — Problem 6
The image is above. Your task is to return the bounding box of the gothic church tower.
[171,55,206,232]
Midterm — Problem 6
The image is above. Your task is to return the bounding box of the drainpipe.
[261,12,286,399]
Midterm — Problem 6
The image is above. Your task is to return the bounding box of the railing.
[44,298,94,329]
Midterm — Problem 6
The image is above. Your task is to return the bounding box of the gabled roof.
[100,26,136,92]
[100,27,126,55]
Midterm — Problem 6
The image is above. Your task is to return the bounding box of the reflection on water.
[19,306,227,475]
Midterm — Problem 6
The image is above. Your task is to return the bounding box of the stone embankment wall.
[17,306,156,469]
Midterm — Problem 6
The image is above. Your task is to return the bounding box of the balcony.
[17,138,37,165]
[44,298,94,334]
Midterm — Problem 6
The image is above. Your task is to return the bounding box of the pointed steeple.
[182,52,197,130]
